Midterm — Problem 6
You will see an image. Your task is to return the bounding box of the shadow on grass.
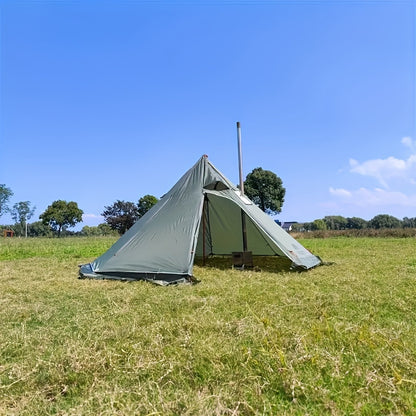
[194,256,293,273]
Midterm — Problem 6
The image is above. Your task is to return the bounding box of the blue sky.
[1,0,415,230]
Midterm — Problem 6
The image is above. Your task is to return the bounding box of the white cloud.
[401,136,414,151]
[326,138,416,218]
[329,187,416,208]
[349,156,411,187]
[329,187,352,198]
[349,137,416,188]
[82,213,104,226]
[82,213,103,220]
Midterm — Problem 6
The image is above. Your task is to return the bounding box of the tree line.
[2,168,415,238]
[291,215,416,232]
[0,183,161,237]
[0,168,283,237]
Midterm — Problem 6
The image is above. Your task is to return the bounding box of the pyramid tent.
[79,155,321,284]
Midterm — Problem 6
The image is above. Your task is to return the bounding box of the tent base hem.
[78,264,198,286]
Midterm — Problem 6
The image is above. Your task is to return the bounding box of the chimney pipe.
[236,121,244,195]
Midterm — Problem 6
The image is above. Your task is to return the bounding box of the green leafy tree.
[302,222,312,231]
[402,217,416,228]
[244,168,285,214]
[0,184,13,218]
[311,219,327,231]
[39,200,83,237]
[81,223,118,237]
[97,223,118,236]
[323,215,348,230]
[102,195,159,235]
[81,225,97,237]
[102,200,139,235]
[291,223,305,232]
[368,214,401,229]
[137,195,159,218]
[27,221,53,237]
[346,217,368,229]
[11,201,36,237]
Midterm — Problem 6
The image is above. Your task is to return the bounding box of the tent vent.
[204,181,229,191]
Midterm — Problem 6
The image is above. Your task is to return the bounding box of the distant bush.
[81,224,118,237]
[298,214,416,235]
[292,228,416,239]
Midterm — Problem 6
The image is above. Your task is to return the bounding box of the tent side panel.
[91,157,207,277]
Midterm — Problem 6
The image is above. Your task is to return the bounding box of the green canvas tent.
[79,155,321,284]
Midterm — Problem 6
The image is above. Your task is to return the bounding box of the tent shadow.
[194,256,293,273]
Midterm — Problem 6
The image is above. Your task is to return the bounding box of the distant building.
[281,222,298,232]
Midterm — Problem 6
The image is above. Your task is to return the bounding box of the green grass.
[1,237,416,415]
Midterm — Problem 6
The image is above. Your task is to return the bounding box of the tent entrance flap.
[195,192,285,257]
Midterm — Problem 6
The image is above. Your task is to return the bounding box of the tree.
[291,222,305,232]
[102,195,159,235]
[368,214,401,229]
[0,184,13,218]
[39,200,83,237]
[81,223,118,237]
[302,222,312,231]
[346,217,368,229]
[311,219,327,231]
[27,221,53,237]
[402,217,416,228]
[102,200,139,235]
[137,195,159,218]
[244,168,285,214]
[11,201,36,237]
[323,215,348,230]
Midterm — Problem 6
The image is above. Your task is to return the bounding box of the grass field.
[1,236,416,415]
